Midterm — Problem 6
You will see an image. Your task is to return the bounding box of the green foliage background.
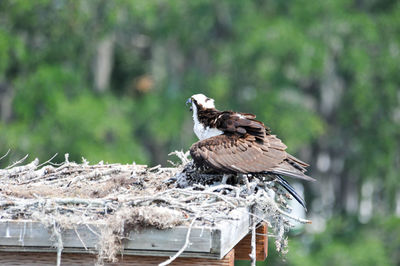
[0,0,399,265]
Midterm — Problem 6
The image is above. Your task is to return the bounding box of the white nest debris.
[0,151,310,265]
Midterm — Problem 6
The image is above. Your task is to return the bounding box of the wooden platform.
[0,250,236,266]
[0,208,268,265]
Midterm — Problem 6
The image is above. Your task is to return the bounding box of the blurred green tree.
[0,0,399,264]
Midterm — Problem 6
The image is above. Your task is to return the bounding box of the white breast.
[192,103,223,140]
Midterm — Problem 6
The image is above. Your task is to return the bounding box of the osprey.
[186,93,315,210]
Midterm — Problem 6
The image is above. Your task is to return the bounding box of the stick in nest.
[158,216,197,266]
[250,221,256,266]
[0,149,10,161]
[5,154,29,169]
[52,221,64,266]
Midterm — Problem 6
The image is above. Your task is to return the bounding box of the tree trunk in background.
[93,35,115,92]
[0,83,13,123]
[313,53,355,215]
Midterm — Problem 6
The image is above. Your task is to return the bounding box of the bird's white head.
[186,94,216,111]
[186,94,222,140]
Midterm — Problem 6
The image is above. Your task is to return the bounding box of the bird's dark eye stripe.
[205,98,210,102]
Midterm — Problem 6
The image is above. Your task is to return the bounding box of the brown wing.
[190,134,315,181]
[215,112,269,139]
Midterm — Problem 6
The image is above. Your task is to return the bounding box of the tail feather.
[272,168,316,182]
[276,175,307,211]
[286,154,309,167]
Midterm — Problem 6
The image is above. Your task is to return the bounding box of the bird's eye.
[205,98,210,102]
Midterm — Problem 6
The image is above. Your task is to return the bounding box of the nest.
[0,150,310,266]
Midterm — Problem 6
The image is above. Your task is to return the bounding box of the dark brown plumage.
[187,94,315,209]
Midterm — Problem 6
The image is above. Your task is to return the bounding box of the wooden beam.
[0,249,235,266]
[233,223,267,261]
[0,208,251,260]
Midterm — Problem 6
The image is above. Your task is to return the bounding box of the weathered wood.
[234,223,268,261]
[0,208,251,260]
[0,221,213,257]
[214,208,250,257]
[125,226,213,253]
[0,249,235,266]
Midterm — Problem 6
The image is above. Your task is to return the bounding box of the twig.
[1,158,39,178]
[86,224,101,238]
[18,168,52,185]
[5,154,29,169]
[250,206,256,266]
[53,221,63,266]
[53,197,112,206]
[168,150,191,165]
[0,149,10,161]
[277,209,312,224]
[159,216,197,266]
[148,164,161,171]
[37,153,58,168]
[67,168,121,187]
[74,227,88,250]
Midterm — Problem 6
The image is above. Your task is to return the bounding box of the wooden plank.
[0,249,235,266]
[0,209,251,259]
[125,226,212,252]
[0,221,213,256]
[214,208,251,258]
[0,221,99,248]
[0,247,221,259]
[233,223,268,261]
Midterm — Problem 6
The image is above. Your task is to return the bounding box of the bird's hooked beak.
[186,98,193,111]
